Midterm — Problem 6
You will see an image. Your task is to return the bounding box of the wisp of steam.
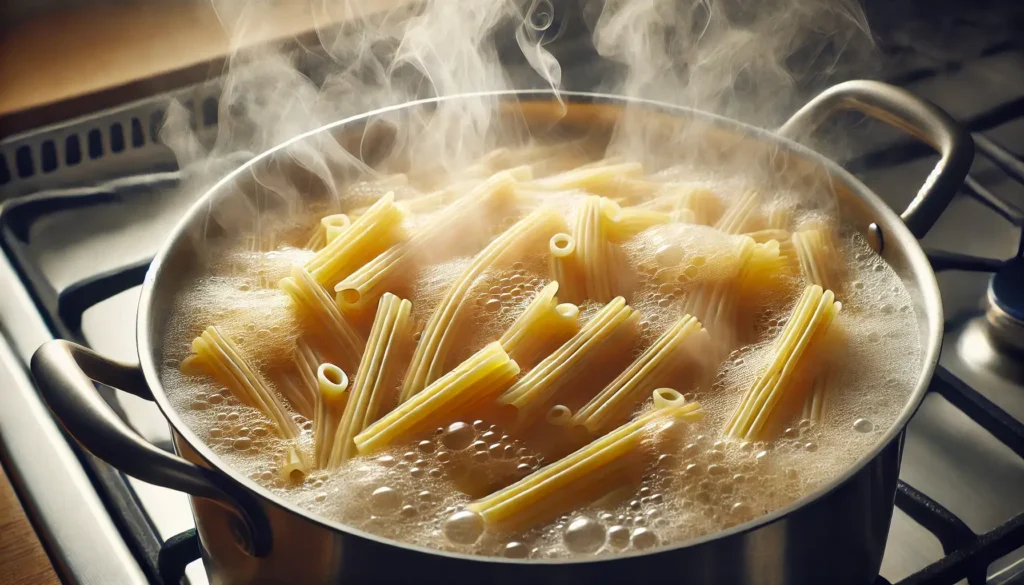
[162,0,876,245]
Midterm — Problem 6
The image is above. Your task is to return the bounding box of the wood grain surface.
[0,464,59,585]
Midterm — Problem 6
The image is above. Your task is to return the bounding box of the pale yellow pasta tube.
[499,282,580,369]
[572,314,706,434]
[746,229,795,258]
[574,196,617,302]
[336,169,524,310]
[322,214,352,244]
[715,190,761,234]
[522,162,644,196]
[548,233,584,304]
[313,363,349,469]
[465,391,703,532]
[273,339,319,419]
[303,192,405,290]
[599,198,671,241]
[638,186,723,226]
[498,297,637,429]
[724,285,842,440]
[279,266,365,372]
[328,293,413,466]
[399,208,567,402]
[355,342,520,453]
[188,326,301,441]
[682,236,756,347]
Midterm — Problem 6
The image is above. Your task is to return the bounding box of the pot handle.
[779,79,974,240]
[31,340,272,557]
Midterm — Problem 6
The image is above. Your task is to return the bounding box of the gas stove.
[1,6,1023,585]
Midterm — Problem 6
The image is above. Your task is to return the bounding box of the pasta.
[574,196,618,302]
[279,266,365,372]
[793,228,840,293]
[304,192,406,290]
[715,190,761,234]
[323,214,352,244]
[355,342,520,454]
[313,363,350,469]
[522,162,644,196]
[336,169,526,311]
[499,282,580,369]
[497,297,637,429]
[724,285,842,440]
[271,339,319,419]
[186,326,301,441]
[328,293,413,466]
[399,207,567,402]
[639,186,723,226]
[681,236,756,348]
[599,198,671,241]
[572,314,706,434]
[548,233,584,303]
[465,390,703,532]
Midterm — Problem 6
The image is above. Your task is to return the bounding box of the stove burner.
[985,261,1024,355]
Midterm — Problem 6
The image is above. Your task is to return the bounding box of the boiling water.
[161,148,921,559]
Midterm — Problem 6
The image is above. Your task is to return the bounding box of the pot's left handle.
[31,340,272,557]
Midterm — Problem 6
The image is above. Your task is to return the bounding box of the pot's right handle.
[779,80,974,240]
[31,340,271,557]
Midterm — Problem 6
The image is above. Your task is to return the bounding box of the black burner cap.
[989,258,1024,322]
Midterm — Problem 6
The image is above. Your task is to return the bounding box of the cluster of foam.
[162,146,921,560]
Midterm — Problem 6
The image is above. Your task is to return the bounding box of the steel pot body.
[31,81,972,585]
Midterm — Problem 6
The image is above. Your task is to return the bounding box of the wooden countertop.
[0,0,410,137]
[0,464,58,585]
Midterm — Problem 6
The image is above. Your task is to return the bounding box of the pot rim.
[137,89,942,564]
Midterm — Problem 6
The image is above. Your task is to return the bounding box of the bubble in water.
[370,486,402,515]
[655,245,685,267]
[232,437,252,451]
[563,517,606,554]
[377,455,397,467]
[417,440,436,454]
[504,542,529,558]
[853,418,874,433]
[441,422,475,450]
[607,525,630,549]
[401,505,418,519]
[630,527,658,549]
[443,510,484,545]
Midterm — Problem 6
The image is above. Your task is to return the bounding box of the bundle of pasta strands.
[497,297,637,431]
[573,314,707,435]
[599,198,671,242]
[303,192,405,290]
[451,390,703,540]
[185,326,308,479]
[324,294,413,467]
[355,342,520,454]
[793,227,844,423]
[521,162,644,197]
[724,285,842,441]
[279,266,365,372]
[553,196,633,304]
[399,207,567,402]
[267,339,320,419]
[499,281,580,369]
[681,236,756,354]
[336,168,528,312]
[715,190,763,235]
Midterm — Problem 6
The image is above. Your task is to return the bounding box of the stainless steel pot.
[31,81,972,585]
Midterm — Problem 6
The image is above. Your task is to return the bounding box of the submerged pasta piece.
[498,297,637,429]
[522,162,644,196]
[328,293,413,466]
[465,390,703,533]
[272,339,319,419]
[313,363,350,469]
[499,282,580,369]
[304,193,405,289]
[187,326,301,441]
[724,285,842,440]
[336,169,525,310]
[573,314,706,434]
[682,236,756,349]
[399,207,567,402]
[574,196,619,302]
[715,190,761,234]
[279,266,365,372]
[600,198,671,241]
[793,228,840,293]
[355,342,520,454]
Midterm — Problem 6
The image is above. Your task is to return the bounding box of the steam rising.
[162,0,875,245]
